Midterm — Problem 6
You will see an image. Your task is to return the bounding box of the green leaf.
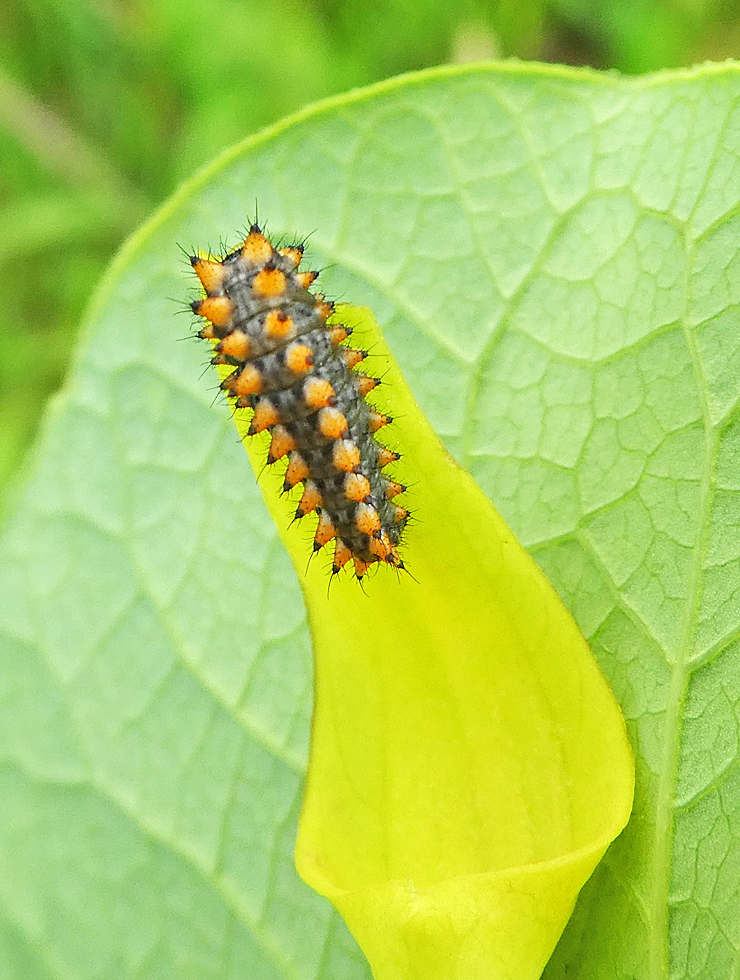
[1,61,739,979]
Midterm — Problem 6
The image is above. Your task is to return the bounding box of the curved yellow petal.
[229,306,634,980]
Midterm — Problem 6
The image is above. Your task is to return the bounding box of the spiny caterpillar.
[189,223,409,581]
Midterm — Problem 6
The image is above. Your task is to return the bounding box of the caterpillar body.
[189,224,409,581]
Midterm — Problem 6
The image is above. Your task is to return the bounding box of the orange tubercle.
[278,245,304,268]
[297,270,319,289]
[333,440,361,473]
[332,539,352,572]
[378,447,401,468]
[328,324,352,345]
[284,451,310,490]
[217,331,251,360]
[231,364,263,398]
[353,556,372,579]
[304,377,335,409]
[344,473,372,502]
[318,407,349,439]
[341,348,367,370]
[369,410,392,433]
[316,298,334,320]
[252,267,287,299]
[355,503,382,537]
[296,481,323,517]
[191,257,226,294]
[369,532,392,559]
[267,425,296,463]
[313,511,337,550]
[192,296,233,328]
[242,227,274,266]
[264,310,295,340]
[384,480,406,499]
[249,398,280,435]
[355,375,380,397]
[285,343,314,375]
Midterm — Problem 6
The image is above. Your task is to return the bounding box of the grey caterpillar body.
[189,224,408,580]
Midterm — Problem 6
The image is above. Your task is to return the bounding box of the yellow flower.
[234,306,634,980]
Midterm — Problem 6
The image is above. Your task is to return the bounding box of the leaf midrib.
[645,229,717,977]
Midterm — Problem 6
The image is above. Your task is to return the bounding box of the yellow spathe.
[233,306,634,980]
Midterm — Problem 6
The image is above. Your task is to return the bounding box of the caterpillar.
[189,224,409,581]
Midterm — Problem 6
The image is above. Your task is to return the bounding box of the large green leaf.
[1,61,739,979]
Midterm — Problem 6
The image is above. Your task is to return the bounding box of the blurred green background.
[2,0,739,498]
